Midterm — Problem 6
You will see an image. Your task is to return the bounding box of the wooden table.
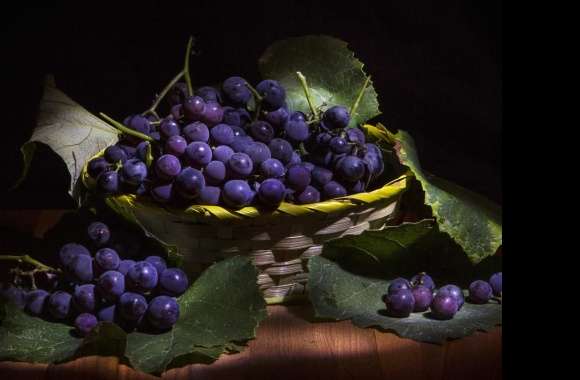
[0,211,502,380]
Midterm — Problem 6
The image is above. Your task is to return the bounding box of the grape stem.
[184,37,194,97]
[349,75,371,120]
[244,82,263,122]
[143,70,185,117]
[0,255,61,288]
[99,113,155,143]
[296,72,319,122]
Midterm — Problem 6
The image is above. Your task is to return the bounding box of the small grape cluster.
[383,272,502,319]
[0,221,188,336]
[87,75,386,208]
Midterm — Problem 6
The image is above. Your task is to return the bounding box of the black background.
[0,1,501,208]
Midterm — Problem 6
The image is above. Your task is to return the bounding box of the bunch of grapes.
[87,75,386,209]
[382,272,502,319]
[0,221,188,336]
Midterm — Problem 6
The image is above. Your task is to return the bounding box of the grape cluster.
[0,221,188,336]
[88,76,386,209]
[382,272,502,319]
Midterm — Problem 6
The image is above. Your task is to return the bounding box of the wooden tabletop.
[0,211,502,380]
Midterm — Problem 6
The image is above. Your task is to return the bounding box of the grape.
[310,151,333,167]
[159,268,189,296]
[289,111,306,123]
[322,106,350,129]
[364,148,384,178]
[104,145,128,164]
[437,285,465,309]
[95,248,120,272]
[256,79,286,110]
[411,285,433,312]
[171,104,183,119]
[269,138,294,164]
[118,143,137,158]
[231,125,246,137]
[329,136,351,154]
[97,170,119,194]
[0,284,27,309]
[489,272,502,296]
[87,222,111,247]
[223,107,251,127]
[196,186,221,205]
[97,304,116,322]
[346,180,365,194]
[73,284,96,313]
[165,135,188,157]
[288,152,302,167]
[145,256,167,275]
[204,160,227,185]
[159,119,180,139]
[213,145,235,163]
[118,260,136,276]
[196,86,222,103]
[263,106,289,127]
[227,152,254,178]
[286,165,311,191]
[244,142,271,165]
[410,273,435,291]
[135,141,150,162]
[284,188,296,203]
[311,166,333,187]
[388,278,411,294]
[258,178,286,207]
[250,121,275,143]
[336,156,365,182]
[118,292,148,321]
[87,158,110,179]
[183,96,206,121]
[231,135,254,153]
[430,294,459,320]
[175,167,205,199]
[201,101,224,126]
[260,158,285,178]
[167,82,188,106]
[69,254,94,283]
[48,291,72,319]
[222,180,253,208]
[120,159,147,186]
[75,313,98,336]
[384,289,415,318]
[284,119,310,142]
[155,154,182,180]
[124,115,152,143]
[296,185,320,204]
[26,289,49,315]
[346,127,366,144]
[222,76,251,105]
[150,131,161,141]
[185,141,212,168]
[147,296,180,330]
[151,182,173,203]
[468,280,492,304]
[323,181,347,199]
[301,161,315,172]
[127,262,158,292]
[210,124,235,146]
[182,122,210,143]
[97,271,125,301]
[59,243,90,267]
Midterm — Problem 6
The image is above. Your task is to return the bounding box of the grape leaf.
[124,255,267,374]
[308,256,501,344]
[258,35,380,127]
[14,75,119,203]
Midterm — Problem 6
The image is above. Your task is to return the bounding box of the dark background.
[0,1,501,208]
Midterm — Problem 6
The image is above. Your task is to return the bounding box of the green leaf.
[308,256,502,344]
[393,130,502,263]
[124,256,267,374]
[258,35,380,127]
[13,75,119,202]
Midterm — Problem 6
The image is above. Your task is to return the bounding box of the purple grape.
[73,284,96,313]
[159,119,180,139]
[256,79,286,110]
[135,141,150,162]
[263,106,289,128]
[69,254,94,283]
[231,125,246,137]
[204,160,227,185]
[185,141,213,168]
[388,278,411,294]
[150,182,173,203]
[183,96,206,121]
[336,156,365,182]
[411,285,433,312]
[165,135,188,157]
[0,284,27,309]
[231,135,254,153]
[260,158,286,178]
[118,260,136,276]
[59,243,90,267]
[284,120,310,142]
[268,138,293,164]
[97,304,116,322]
[301,162,315,172]
[329,136,350,154]
[431,294,459,319]
[296,185,320,204]
[117,144,137,158]
[87,222,111,247]
[75,313,98,336]
[468,280,493,304]
[289,111,307,123]
[97,271,125,301]
[159,268,189,296]
[104,145,128,164]
[97,170,119,194]
[118,292,148,321]
[120,159,147,186]
[201,101,224,126]
[127,262,158,292]
[286,165,311,192]
[196,186,221,205]
[222,180,253,208]
[124,115,152,143]
[210,124,235,146]
[258,178,286,207]
[437,285,465,309]
[183,121,210,143]
[25,289,49,315]
[311,167,333,187]
[227,152,253,178]
[250,121,275,143]
[171,104,183,120]
[222,76,251,106]
[410,273,435,291]
[196,86,222,103]
[144,257,167,277]
[213,145,235,163]
[384,289,415,318]
[155,154,182,180]
[364,143,385,178]
[323,181,347,199]
[346,127,366,144]
[48,291,72,319]
[147,296,180,330]
[489,272,502,296]
[87,158,110,179]
[95,248,120,272]
[243,142,271,165]
[323,106,350,129]
[309,150,333,167]
[346,180,365,194]
[223,107,251,127]
[167,82,188,106]
[175,167,205,199]
[149,132,161,142]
